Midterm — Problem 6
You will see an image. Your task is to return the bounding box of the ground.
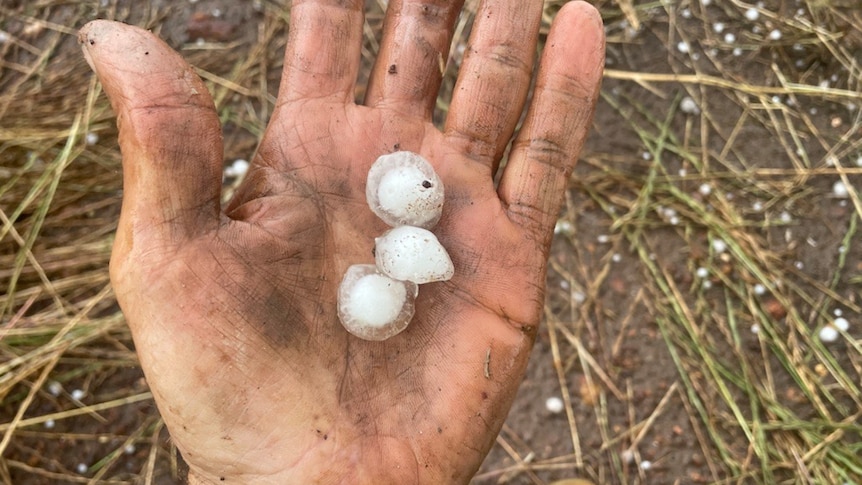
[1,1,860,484]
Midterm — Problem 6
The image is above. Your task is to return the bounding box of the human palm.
[80,1,603,483]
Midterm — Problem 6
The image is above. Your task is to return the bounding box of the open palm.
[80,1,603,483]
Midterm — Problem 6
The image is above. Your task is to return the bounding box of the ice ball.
[337,264,418,341]
[374,226,454,284]
[366,151,444,228]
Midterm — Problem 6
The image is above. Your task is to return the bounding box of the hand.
[79,1,604,483]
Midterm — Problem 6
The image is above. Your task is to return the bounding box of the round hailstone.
[834,317,849,332]
[744,7,759,21]
[680,96,700,114]
[818,325,839,343]
[545,396,564,414]
[366,151,444,229]
[337,264,418,341]
[374,226,454,284]
[832,180,849,198]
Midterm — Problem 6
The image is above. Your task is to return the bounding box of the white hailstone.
[695,267,709,278]
[640,460,653,471]
[712,239,727,253]
[779,211,792,223]
[642,151,652,160]
[750,323,760,334]
[597,234,610,243]
[713,22,725,33]
[71,389,85,401]
[701,0,712,5]
[572,291,586,304]
[124,443,137,455]
[0,31,8,43]
[855,155,862,167]
[611,253,622,263]
[224,159,249,178]
[677,41,691,53]
[554,220,575,236]
[818,325,839,343]
[768,29,782,41]
[832,181,849,198]
[44,419,56,429]
[834,317,849,332]
[77,463,88,474]
[337,264,417,341]
[85,132,99,145]
[47,381,62,396]
[366,151,444,229]
[679,168,688,176]
[680,96,700,114]
[374,226,454,284]
[733,47,743,57]
[211,7,222,17]
[794,261,804,270]
[545,396,565,414]
[669,216,680,225]
[834,308,843,317]
[752,201,763,212]
[699,183,712,195]
[702,280,713,289]
[620,449,635,464]
[681,8,692,19]
[753,283,766,295]
[725,32,736,44]
[745,7,759,21]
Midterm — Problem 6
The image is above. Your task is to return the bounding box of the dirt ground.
[1,1,860,484]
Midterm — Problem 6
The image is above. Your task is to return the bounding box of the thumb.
[79,20,223,255]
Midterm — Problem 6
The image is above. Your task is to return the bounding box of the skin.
[78,1,604,483]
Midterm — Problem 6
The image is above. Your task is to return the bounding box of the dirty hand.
[80,1,603,483]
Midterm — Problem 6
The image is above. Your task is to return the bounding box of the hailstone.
[374,226,454,284]
[366,151,444,228]
[337,264,418,341]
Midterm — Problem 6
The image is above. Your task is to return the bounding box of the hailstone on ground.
[366,151,444,228]
[374,226,454,284]
[337,264,418,341]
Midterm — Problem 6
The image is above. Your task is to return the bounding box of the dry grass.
[1,1,861,484]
